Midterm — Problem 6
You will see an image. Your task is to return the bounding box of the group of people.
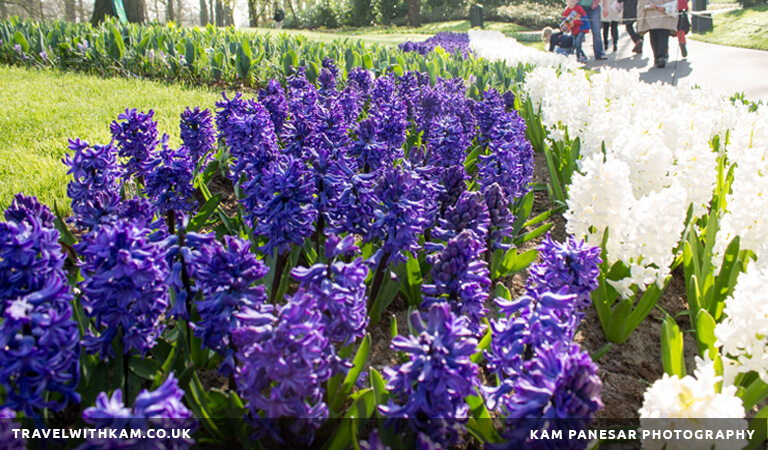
[543,0,690,68]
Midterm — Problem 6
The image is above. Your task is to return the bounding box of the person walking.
[637,0,677,68]
[580,0,608,60]
[618,0,644,55]
[273,2,285,29]
[601,0,622,53]
[677,0,691,57]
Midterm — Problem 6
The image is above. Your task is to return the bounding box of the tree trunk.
[199,0,208,24]
[286,0,298,26]
[215,0,224,25]
[124,0,146,22]
[0,1,7,19]
[209,0,214,25]
[247,0,257,27]
[166,0,174,21]
[79,0,85,21]
[91,0,114,24]
[408,0,420,27]
[65,0,76,21]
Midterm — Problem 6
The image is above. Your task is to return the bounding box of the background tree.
[350,0,372,26]
[408,0,419,26]
[166,0,174,21]
[125,0,146,22]
[90,0,112,23]
[199,0,208,23]
[64,0,76,20]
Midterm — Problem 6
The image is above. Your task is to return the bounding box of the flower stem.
[270,251,288,303]
[367,251,391,310]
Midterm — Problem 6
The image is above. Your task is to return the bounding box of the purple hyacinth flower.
[380,305,478,447]
[76,219,169,359]
[0,408,27,449]
[142,135,197,216]
[233,291,331,444]
[369,74,407,157]
[5,193,55,228]
[81,373,197,449]
[487,290,580,379]
[330,170,378,238]
[427,114,471,167]
[291,235,369,346]
[63,138,122,229]
[258,80,290,137]
[488,343,602,449]
[484,183,515,251]
[477,89,506,142]
[350,118,388,172]
[249,155,317,256]
[190,235,271,375]
[421,230,490,332]
[437,166,469,212]
[1,204,80,417]
[347,67,373,100]
[478,111,534,201]
[179,106,216,169]
[370,164,431,265]
[502,90,516,111]
[433,190,490,242]
[1,208,66,301]
[527,233,602,310]
[218,96,279,183]
[109,108,159,179]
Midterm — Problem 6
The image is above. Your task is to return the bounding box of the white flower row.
[468,30,767,292]
[468,30,768,419]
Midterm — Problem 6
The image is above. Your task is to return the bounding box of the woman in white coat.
[601,0,623,52]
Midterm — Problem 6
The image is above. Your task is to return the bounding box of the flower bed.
[0,55,615,448]
[469,28,768,437]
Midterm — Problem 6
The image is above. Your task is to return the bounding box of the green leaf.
[405,254,423,306]
[466,392,501,443]
[745,404,768,450]
[661,315,686,378]
[695,309,718,358]
[606,297,632,344]
[471,326,492,364]
[370,368,388,407]
[495,248,537,279]
[363,53,373,69]
[53,201,77,247]
[14,30,29,52]
[129,355,161,380]
[494,283,512,301]
[330,334,371,412]
[187,193,221,232]
[369,271,403,325]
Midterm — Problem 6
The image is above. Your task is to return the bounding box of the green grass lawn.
[0,66,224,215]
[244,21,531,47]
[689,5,768,50]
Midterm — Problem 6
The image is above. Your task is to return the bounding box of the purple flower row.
[399,32,473,58]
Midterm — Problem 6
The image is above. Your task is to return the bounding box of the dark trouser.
[625,20,642,44]
[649,28,669,61]
[602,21,619,47]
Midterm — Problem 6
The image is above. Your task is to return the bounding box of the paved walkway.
[581,30,768,102]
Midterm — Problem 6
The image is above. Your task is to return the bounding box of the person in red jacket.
[563,0,591,63]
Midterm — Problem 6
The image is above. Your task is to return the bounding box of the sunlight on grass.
[0,66,223,214]
[689,5,768,50]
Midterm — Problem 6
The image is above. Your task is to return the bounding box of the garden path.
[582,32,768,101]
